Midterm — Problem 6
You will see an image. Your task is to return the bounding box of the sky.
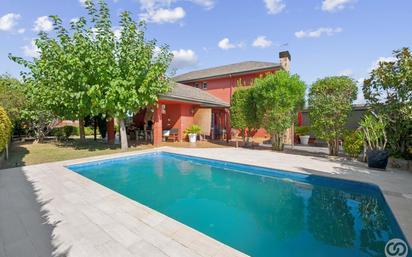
[1,0,411,103]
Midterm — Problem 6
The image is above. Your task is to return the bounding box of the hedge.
[0,106,12,151]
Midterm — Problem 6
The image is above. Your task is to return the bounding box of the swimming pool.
[68,152,410,257]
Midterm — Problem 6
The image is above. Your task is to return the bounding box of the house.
[106,51,291,145]
[173,51,291,140]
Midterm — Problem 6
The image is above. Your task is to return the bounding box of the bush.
[308,76,357,156]
[0,106,12,151]
[295,126,311,136]
[84,126,94,136]
[184,124,202,135]
[343,130,363,159]
[63,126,76,139]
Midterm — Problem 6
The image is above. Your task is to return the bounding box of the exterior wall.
[185,69,278,104]
[182,68,280,139]
[159,102,196,142]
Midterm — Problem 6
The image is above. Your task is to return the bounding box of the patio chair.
[167,128,179,142]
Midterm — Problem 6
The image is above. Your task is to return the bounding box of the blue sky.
[1,0,411,103]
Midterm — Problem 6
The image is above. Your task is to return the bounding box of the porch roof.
[159,83,229,108]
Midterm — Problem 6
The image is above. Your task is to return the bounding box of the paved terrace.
[0,147,411,257]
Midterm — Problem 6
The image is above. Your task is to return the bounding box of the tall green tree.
[309,76,357,156]
[363,47,412,159]
[254,71,306,151]
[10,0,172,149]
[85,1,172,151]
[230,87,259,146]
[10,15,94,141]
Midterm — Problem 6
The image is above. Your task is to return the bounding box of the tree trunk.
[271,133,284,151]
[119,119,128,152]
[79,118,85,141]
[328,139,339,156]
[94,117,97,141]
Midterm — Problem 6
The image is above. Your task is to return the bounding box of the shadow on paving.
[0,167,70,257]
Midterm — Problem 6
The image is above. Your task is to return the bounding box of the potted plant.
[360,113,389,169]
[184,124,202,143]
[295,126,311,145]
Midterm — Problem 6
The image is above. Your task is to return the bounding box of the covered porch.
[106,83,230,146]
[152,83,230,145]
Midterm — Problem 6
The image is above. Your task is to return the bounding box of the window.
[194,83,199,88]
[202,82,208,90]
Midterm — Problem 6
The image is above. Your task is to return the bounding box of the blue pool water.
[68,152,410,257]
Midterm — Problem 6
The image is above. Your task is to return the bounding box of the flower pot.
[367,150,389,170]
[299,135,310,145]
[188,133,197,143]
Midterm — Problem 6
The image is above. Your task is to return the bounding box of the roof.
[173,61,281,82]
[160,83,229,108]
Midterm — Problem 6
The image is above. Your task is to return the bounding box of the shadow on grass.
[2,142,29,169]
[55,138,119,151]
[0,167,70,256]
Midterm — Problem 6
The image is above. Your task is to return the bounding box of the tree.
[254,71,306,151]
[363,47,412,160]
[231,88,249,144]
[10,15,96,141]
[0,75,26,124]
[85,1,172,151]
[309,76,357,156]
[0,106,12,152]
[9,0,172,150]
[231,87,261,146]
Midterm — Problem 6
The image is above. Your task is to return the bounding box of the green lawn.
[1,139,153,169]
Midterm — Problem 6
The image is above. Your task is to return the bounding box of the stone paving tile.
[3,237,39,257]
[128,240,169,257]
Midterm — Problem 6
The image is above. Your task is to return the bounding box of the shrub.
[308,76,357,156]
[184,124,202,135]
[254,71,306,151]
[63,126,76,139]
[295,126,311,136]
[360,113,387,151]
[84,126,94,136]
[343,130,363,159]
[0,106,12,151]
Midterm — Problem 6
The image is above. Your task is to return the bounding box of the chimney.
[279,51,291,72]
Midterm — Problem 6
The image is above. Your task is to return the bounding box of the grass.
[2,139,153,169]
[1,138,232,169]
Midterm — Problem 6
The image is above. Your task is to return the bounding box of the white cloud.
[33,16,53,32]
[294,27,342,38]
[171,49,198,69]
[264,0,285,15]
[79,0,87,6]
[189,0,215,9]
[138,0,214,24]
[322,0,356,12]
[218,38,244,50]
[22,40,40,58]
[112,26,121,39]
[252,36,272,48]
[0,13,21,31]
[140,7,185,23]
[338,69,353,76]
[70,17,80,24]
[17,28,25,34]
[369,57,396,71]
